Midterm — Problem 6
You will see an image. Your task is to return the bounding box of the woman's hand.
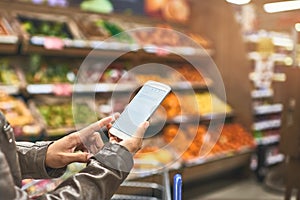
[109,121,149,154]
[45,116,114,169]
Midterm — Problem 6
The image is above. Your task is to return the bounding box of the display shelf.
[0,85,20,95]
[183,147,254,167]
[182,150,253,182]
[253,103,283,115]
[26,80,212,95]
[255,135,280,146]
[248,52,292,63]
[244,32,293,49]
[169,112,233,124]
[0,14,19,53]
[252,119,281,131]
[26,83,138,94]
[251,89,273,99]
[171,79,212,91]
[265,154,284,166]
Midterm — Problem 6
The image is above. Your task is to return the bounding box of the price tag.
[44,37,64,50]
[156,47,169,56]
[53,84,72,96]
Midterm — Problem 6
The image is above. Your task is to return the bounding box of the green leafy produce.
[38,103,96,129]
[80,0,113,14]
[26,55,75,84]
[19,16,72,38]
[0,59,20,85]
[95,19,134,42]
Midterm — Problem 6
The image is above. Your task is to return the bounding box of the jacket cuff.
[37,143,66,179]
[93,143,133,173]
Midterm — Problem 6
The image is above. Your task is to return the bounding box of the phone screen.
[112,84,169,137]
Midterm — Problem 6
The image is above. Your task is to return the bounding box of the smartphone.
[109,80,171,140]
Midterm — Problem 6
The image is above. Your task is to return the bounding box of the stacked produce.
[0,92,41,136]
[25,55,76,84]
[76,16,134,43]
[0,59,21,86]
[134,146,174,169]
[162,123,255,161]
[19,16,73,39]
[35,101,96,135]
[161,92,232,119]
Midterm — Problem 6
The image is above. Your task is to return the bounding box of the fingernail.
[144,121,149,129]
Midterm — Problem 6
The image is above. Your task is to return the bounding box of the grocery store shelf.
[27,81,211,95]
[182,149,253,182]
[171,79,212,91]
[0,42,19,54]
[251,89,273,99]
[255,135,280,145]
[248,52,292,63]
[184,147,254,167]
[244,33,293,49]
[0,85,20,95]
[253,103,283,115]
[252,119,281,131]
[0,35,18,44]
[265,154,284,166]
[26,82,139,94]
[170,112,233,123]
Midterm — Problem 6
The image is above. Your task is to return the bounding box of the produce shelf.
[252,119,281,131]
[251,89,273,99]
[253,103,283,115]
[170,112,233,123]
[182,149,253,182]
[255,135,280,145]
[0,85,20,95]
[265,154,284,166]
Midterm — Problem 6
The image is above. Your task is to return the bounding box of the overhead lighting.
[226,0,251,5]
[295,23,300,32]
[264,0,300,13]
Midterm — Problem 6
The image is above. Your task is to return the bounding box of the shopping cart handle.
[173,174,182,200]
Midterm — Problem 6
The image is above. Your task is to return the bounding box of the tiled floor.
[183,170,294,200]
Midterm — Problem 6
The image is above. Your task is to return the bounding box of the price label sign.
[44,37,64,50]
[53,84,72,96]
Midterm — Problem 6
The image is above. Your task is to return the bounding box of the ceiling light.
[295,23,300,32]
[264,0,300,13]
[226,0,251,5]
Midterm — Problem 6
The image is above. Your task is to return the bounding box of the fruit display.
[194,92,233,116]
[34,99,96,135]
[132,24,187,47]
[162,123,255,162]
[19,15,73,39]
[174,64,206,84]
[0,59,21,86]
[161,92,181,118]
[0,92,41,135]
[25,55,76,84]
[132,23,212,49]
[161,92,232,119]
[144,0,190,24]
[134,146,174,169]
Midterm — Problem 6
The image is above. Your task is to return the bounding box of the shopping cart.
[112,166,182,200]
[173,174,182,200]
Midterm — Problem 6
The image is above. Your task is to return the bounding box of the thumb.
[64,152,89,164]
[133,121,149,139]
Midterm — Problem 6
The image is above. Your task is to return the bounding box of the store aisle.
[183,170,293,200]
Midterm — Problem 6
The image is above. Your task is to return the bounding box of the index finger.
[79,116,113,137]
